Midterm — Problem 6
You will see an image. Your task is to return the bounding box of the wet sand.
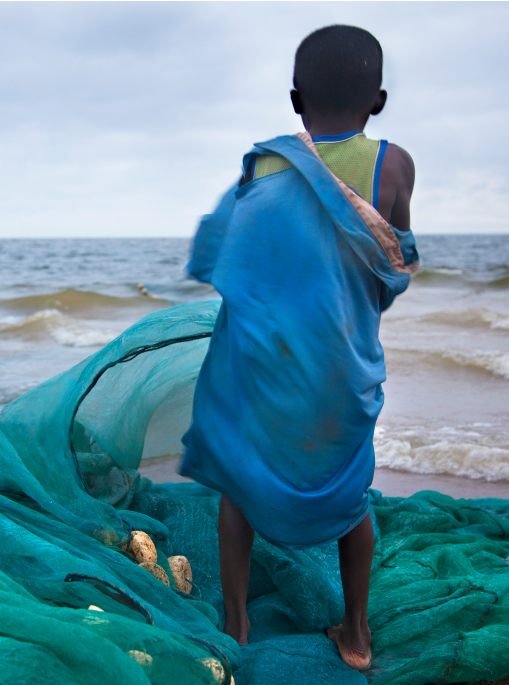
[139,454,192,484]
[139,455,509,500]
[372,468,509,499]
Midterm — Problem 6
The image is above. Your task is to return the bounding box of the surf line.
[67,332,213,494]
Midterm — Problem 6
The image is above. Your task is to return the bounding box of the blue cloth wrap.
[181,135,418,549]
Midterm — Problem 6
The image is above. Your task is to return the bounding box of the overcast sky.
[0,1,508,238]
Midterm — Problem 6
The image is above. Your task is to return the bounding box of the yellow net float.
[200,658,235,684]
[128,650,153,670]
[168,555,193,593]
[123,531,158,564]
[139,561,170,586]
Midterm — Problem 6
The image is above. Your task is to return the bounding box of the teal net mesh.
[0,300,507,684]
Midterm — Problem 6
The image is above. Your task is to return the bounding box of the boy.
[181,25,418,671]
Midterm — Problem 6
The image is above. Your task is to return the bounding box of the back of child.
[181,24,418,671]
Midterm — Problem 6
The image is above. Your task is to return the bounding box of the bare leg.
[327,512,374,670]
[218,494,254,645]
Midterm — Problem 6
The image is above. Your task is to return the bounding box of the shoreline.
[139,455,509,500]
[372,467,509,499]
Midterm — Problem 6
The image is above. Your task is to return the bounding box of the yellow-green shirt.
[253,131,388,209]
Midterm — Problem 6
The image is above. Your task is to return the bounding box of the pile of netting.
[0,300,508,685]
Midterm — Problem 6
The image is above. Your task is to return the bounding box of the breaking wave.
[385,346,509,380]
[0,309,121,347]
[418,307,509,330]
[0,289,171,313]
[374,426,509,481]
[411,268,509,289]
[441,350,509,379]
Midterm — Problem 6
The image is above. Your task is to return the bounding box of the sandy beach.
[372,468,509,499]
[139,454,509,500]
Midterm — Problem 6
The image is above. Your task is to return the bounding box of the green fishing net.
[0,300,507,684]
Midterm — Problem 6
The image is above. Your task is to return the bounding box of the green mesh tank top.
[253,131,388,209]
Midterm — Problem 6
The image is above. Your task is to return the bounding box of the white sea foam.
[442,350,509,379]
[0,310,56,330]
[0,309,120,347]
[384,344,509,381]
[374,425,509,481]
[486,312,509,330]
[51,322,121,347]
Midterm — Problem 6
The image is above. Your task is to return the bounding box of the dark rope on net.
[173,578,203,601]
[171,587,201,601]
[121,519,133,542]
[64,572,155,625]
[65,575,232,680]
[437,632,464,684]
[67,331,212,492]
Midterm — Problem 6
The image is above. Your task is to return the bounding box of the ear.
[290,89,304,115]
[371,89,387,116]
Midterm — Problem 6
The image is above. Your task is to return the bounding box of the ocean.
[0,235,507,482]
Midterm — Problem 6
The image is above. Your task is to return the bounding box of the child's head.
[291,25,386,125]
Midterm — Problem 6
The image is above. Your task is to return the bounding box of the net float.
[168,555,193,594]
[127,531,157,564]
[139,561,170,586]
[128,650,153,669]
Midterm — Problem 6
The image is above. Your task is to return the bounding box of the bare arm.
[376,143,415,231]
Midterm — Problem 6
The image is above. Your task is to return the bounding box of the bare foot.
[327,622,372,671]
[223,614,251,646]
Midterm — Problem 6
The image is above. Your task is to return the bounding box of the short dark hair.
[293,25,383,114]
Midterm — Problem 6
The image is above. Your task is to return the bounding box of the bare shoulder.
[382,143,415,192]
[377,143,415,231]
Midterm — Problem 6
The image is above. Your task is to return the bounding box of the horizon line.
[0,232,507,240]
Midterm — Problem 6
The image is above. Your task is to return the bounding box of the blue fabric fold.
[182,135,418,549]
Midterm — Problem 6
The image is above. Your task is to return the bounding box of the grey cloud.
[0,2,508,237]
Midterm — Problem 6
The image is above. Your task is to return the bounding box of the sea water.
[0,235,507,481]
[378,234,509,482]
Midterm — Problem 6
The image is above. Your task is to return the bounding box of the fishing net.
[0,299,507,684]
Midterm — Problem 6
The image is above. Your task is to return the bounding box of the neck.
[302,111,369,138]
